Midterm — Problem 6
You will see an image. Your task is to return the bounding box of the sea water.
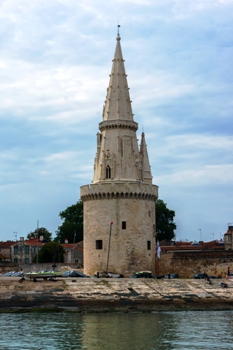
[0,311,233,350]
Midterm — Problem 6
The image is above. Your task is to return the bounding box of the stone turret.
[80,32,158,277]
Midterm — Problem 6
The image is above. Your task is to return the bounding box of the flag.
[157,241,161,259]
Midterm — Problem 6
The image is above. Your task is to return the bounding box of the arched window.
[106,165,111,179]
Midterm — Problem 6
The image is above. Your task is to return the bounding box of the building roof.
[0,253,8,259]
[161,240,225,252]
[0,241,15,248]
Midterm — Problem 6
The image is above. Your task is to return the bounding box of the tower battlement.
[80,182,158,202]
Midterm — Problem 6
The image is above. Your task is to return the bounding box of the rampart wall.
[157,251,233,278]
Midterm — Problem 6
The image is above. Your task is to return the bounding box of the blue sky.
[0,0,232,243]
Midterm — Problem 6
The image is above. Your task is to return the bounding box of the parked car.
[165,274,179,279]
[194,273,208,279]
[2,271,15,276]
[62,270,90,278]
[11,272,24,277]
[107,272,124,278]
[130,271,155,278]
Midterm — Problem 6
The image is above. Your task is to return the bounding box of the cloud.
[0,0,232,242]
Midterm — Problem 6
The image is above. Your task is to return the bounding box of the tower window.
[96,240,103,249]
[147,241,151,250]
[106,165,111,179]
[122,221,126,229]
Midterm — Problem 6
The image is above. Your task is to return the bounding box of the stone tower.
[80,33,158,277]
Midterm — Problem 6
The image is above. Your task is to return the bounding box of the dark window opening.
[106,165,111,179]
[147,241,151,250]
[122,221,126,230]
[96,240,103,249]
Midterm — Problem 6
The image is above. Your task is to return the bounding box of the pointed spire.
[140,132,153,184]
[102,33,134,121]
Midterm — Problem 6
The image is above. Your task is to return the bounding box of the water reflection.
[81,313,178,350]
[0,311,233,349]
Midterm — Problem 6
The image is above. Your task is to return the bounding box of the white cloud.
[0,0,232,241]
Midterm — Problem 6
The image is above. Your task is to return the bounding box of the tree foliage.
[54,200,83,244]
[27,227,52,242]
[54,199,176,244]
[36,242,65,263]
[156,199,176,241]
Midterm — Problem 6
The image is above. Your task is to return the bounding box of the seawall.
[0,277,233,312]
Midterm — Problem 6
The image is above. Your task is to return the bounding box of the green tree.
[156,199,176,241]
[36,242,65,263]
[27,227,52,242]
[54,200,83,243]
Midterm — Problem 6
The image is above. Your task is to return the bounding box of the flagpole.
[106,222,113,273]
[157,241,161,275]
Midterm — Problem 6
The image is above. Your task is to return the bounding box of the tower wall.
[81,182,158,276]
[80,33,159,277]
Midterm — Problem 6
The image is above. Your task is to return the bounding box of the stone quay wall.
[0,277,233,312]
[156,250,233,278]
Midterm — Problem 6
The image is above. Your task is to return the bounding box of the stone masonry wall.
[156,251,233,278]
[83,195,156,277]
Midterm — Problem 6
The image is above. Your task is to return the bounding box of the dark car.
[165,274,179,279]
[62,270,90,278]
[194,273,208,279]
[130,271,154,278]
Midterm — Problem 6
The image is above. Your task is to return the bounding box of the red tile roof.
[0,241,15,248]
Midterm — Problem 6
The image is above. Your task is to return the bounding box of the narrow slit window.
[106,165,111,179]
[147,241,151,250]
[96,240,103,249]
[122,221,126,230]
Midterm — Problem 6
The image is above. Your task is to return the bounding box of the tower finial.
[117,24,120,35]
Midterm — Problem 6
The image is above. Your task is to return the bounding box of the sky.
[0,0,232,243]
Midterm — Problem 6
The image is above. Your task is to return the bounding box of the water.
[0,311,233,349]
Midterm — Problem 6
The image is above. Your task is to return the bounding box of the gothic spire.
[102,33,134,121]
[140,132,153,184]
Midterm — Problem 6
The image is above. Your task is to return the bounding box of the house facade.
[224,224,233,250]
[0,241,14,261]
[11,237,43,264]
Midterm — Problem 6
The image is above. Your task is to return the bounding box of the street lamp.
[198,229,202,241]
[13,232,18,241]
[72,231,76,264]
[36,220,39,271]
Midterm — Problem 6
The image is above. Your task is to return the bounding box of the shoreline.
[0,277,233,313]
